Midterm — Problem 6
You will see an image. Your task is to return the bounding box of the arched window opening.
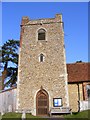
[40,54,44,62]
[38,29,46,40]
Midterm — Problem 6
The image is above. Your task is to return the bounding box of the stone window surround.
[36,27,48,42]
[38,28,46,40]
[38,53,46,62]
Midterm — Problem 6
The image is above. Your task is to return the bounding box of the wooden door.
[36,89,49,116]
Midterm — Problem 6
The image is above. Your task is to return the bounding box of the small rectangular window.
[40,55,43,62]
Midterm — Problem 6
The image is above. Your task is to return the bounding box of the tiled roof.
[67,62,90,83]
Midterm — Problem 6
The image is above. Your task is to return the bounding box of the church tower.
[17,14,69,116]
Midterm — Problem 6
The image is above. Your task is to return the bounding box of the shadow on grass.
[72,112,78,115]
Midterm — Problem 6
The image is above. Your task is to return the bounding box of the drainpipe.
[77,83,80,112]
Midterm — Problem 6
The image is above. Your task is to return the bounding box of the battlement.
[21,14,63,26]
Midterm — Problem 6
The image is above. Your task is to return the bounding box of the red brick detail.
[21,17,29,26]
[20,27,24,48]
[82,83,85,100]
[83,83,88,100]
[20,17,29,48]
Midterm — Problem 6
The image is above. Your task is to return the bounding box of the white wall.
[0,88,17,113]
[80,100,90,111]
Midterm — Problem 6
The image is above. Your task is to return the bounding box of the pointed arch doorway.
[36,88,49,116]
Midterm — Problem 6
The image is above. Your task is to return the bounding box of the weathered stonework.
[68,83,83,112]
[17,14,69,115]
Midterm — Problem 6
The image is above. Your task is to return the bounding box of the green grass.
[1,110,90,119]
[64,110,90,119]
[1,112,48,120]
[2,112,22,120]
[26,113,48,120]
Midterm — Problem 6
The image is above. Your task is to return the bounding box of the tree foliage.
[0,39,19,89]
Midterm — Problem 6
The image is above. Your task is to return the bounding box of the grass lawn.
[1,112,48,120]
[2,112,21,120]
[64,110,90,119]
[1,110,90,119]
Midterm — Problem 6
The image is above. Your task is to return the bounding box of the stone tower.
[17,14,69,116]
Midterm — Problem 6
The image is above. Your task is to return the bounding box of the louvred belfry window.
[38,29,46,40]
